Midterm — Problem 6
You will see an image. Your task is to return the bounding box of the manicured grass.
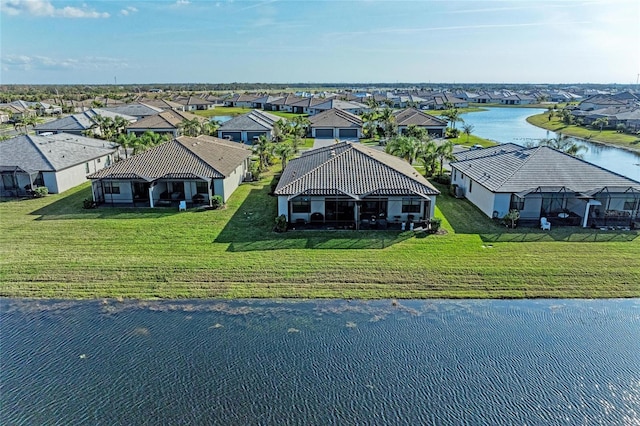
[527,113,640,152]
[194,107,307,120]
[1,175,638,300]
[450,133,497,148]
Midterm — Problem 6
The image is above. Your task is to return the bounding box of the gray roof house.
[88,135,252,207]
[308,99,368,116]
[101,103,163,119]
[308,108,363,139]
[274,142,440,229]
[217,109,282,143]
[126,110,206,137]
[450,145,640,227]
[394,108,448,137]
[0,133,118,195]
[34,108,137,136]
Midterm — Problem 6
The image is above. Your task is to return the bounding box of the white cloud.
[120,6,138,16]
[1,54,128,71]
[175,0,190,5]
[0,0,110,18]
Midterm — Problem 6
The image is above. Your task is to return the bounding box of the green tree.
[275,142,295,171]
[385,136,422,164]
[116,133,138,159]
[378,107,397,138]
[539,134,587,158]
[288,115,309,152]
[418,139,439,177]
[441,107,463,130]
[462,123,475,143]
[436,140,456,175]
[592,117,609,132]
[361,110,380,139]
[253,135,274,172]
[273,119,289,143]
[180,118,203,137]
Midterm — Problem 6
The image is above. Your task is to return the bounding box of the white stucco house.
[308,108,363,139]
[217,109,282,143]
[274,142,440,229]
[450,144,640,227]
[87,135,252,207]
[0,133,118,196]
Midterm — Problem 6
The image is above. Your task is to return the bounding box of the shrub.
[433,174,451,185]
[33,186,48,198]
[211,195,224,209]
[429,218,442,233]
[83,198,96,209]
[274,214,288,232]
[502,209,520,229]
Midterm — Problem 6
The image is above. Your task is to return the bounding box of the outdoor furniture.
[179,200,187,211]
[540,217,551,230]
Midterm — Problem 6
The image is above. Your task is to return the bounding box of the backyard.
[1,172,638,299]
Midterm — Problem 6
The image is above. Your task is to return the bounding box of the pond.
[210,115,233,123]
[2,298,639,424]
[460,107,640,181]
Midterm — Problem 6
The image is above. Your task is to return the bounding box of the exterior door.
[315,129,334,138]
[325,200,355,222]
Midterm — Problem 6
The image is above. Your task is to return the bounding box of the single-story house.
[34,108,137,136]
[173,96,216,111]
[274,142,440,229]
[288,96,331,114]
[499,94,536,105]
[450,144,640,227]
[138,98,186,112]
[252,95,284,110]
[126,110,206,137]
[0,133,118,196]
[308,108,363,139]
[308,99,368,116]
[101,103,163,119]
[87,135,252,207]
[394,108,448,137]
[224,94,261,108]
[217,109,282,143]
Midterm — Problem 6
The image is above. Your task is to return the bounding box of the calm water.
[460,107,640,181]
[2,298,639,424]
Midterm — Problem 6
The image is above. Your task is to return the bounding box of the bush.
[274,214,288,232]
[83,198,96,209]
[211,195,224,209]
[433,174,451,185]
[445,127,460,138]
[33,186,48,198]
[429,218,442,233]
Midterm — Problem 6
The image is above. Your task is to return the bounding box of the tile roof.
[312,99,368,111]
[88,136,250,180]
[138,99,185,111]
[274,142,439,197]
[451,145,640,193]
[101,103,163,118]
[126,110,204,130]
[453,143,524,161]
[308,108,362,128]
[218,109,282,132]
[393,108,448,127]
[34,109,136,132]
[0,133,118,173]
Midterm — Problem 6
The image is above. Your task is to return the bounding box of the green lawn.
[1,174,639,300]
[194,107,307,120]
[527,113,640,152]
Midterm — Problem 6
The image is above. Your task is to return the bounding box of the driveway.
[312,138,359,149]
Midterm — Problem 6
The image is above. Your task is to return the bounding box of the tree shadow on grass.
[214,185,416,252]
[435,185,639,243]
[29,185,182,220]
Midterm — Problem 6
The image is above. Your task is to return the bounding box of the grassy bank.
[1,172,638,300]
[526,113,640,153]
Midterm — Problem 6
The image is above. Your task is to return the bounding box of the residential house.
[308,99,368,116]
[101,103,163,119]
[87,135,252,207]
[217,109,282,143]
[308,108,363,139]
[274,142,440,228]
[499,93,536,105]
[138,98,186,112]
[288,96,331,114]
[394,108,448,137]
[252,95,284,110]
[224,94,261,108]
[450,144,640,227]
[34,108,137,136]
[126,110,206,137]
[0,133,118,196]
[174,96,216,111]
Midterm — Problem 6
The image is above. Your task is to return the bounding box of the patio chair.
[540,217,551,230]
[179,200,187,211]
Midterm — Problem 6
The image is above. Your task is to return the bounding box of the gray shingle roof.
[312,99,367,111]
[88,136,250,180]
[34,109,136,132]
[217,110,281,132]
[101,103,163,118]
[126,110,204,130]
[451,145,640,193]
[394,108,447,127]
[274,142,439,197]
[308,108,362,128]
[453,143,524,161]
[0,133,118,173]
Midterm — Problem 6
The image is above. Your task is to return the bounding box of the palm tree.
[179,118,202,137]
[113,115,130,138]
[441,107,463,130]
[273,119,288,143]
[462,123,475,143]
[138,130,164,153]
[361,110,380,139]
[418,139,439,177]
[403,124,427,141]
[436,140,456,175]
[289,115,309,152]
[275,142,295,171]
[592,117,609,132]
[539,134,587,158]
[378,107,397,138]
[385,136,421,164]
[253,135,274,172]
[116,133,138,159]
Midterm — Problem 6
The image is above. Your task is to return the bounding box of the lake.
[2,298,639,424]
[460,107,640,181]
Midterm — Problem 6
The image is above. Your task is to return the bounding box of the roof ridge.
[175,136,232,177]
[351,144,427,186]
[26,134,64,171]
[277,143,350,193]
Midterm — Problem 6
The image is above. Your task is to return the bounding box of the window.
[291,197,311,213]
[469,180,473,193]
[510,194,524,211]
[196,181,208,194]
[85,163,90,173]
[402,198,421,213]
[623,199,638,211]
[453,170,457,181]
[34,173,44,187]
[104,183,120,194]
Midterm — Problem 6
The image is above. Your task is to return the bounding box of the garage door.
[338,129,358,138]
[246,131,267,142]
[315,128,334,138]
[220,132,241,142]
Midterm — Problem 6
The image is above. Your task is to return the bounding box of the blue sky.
[1,0,638,84]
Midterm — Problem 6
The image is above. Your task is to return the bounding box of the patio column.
[207,179,213,207]
[148,184,155,208]
[354,202,360,230]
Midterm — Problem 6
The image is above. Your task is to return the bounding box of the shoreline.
[525,113,640,154]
